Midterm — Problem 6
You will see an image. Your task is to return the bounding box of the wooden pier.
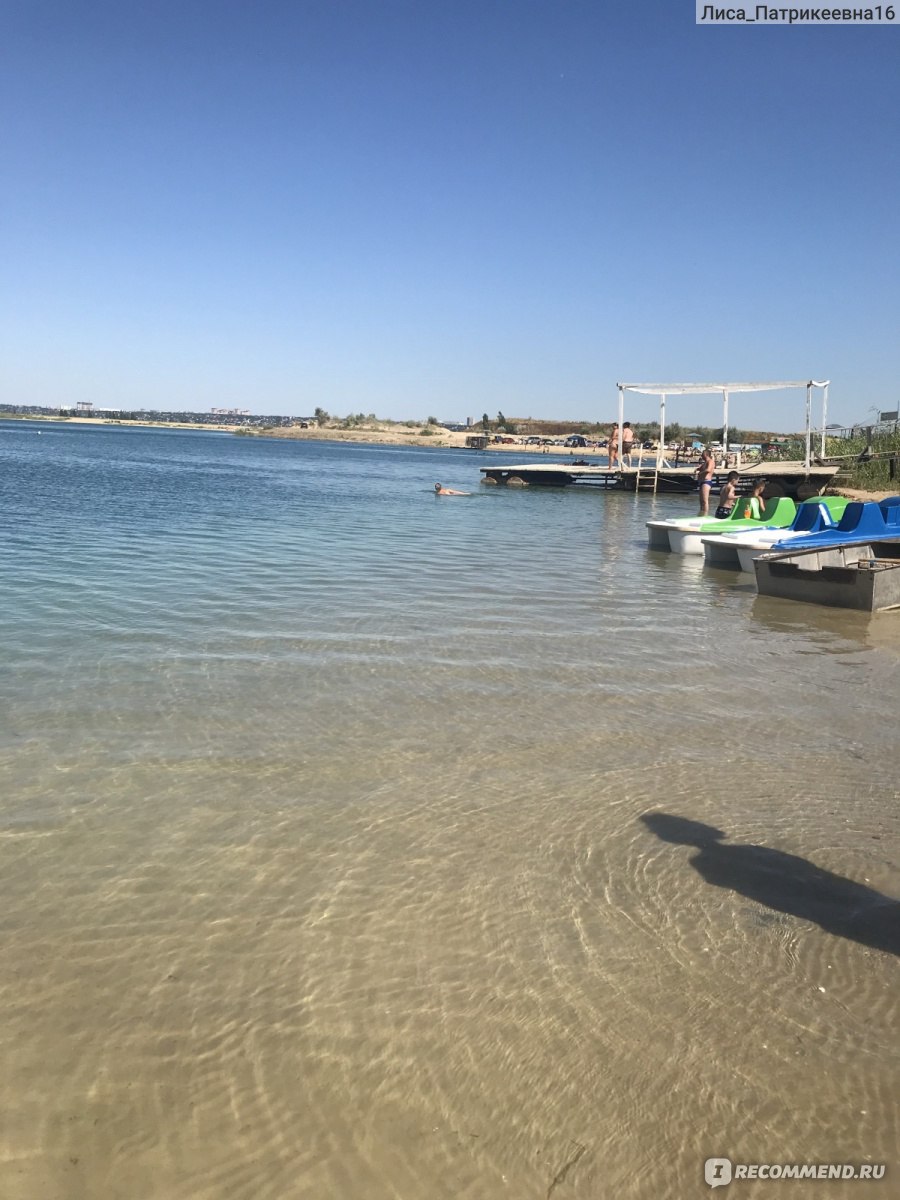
[478,460,840,500]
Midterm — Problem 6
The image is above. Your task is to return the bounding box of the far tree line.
[480,412,784,444]
[308,408,794,444]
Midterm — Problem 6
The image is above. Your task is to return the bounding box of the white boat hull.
[648,516,753,552]
[646,521,677,550]
[667,528,707,555]
[701,537,744,567]
[646,516,728,550]
[737,539,786,573]
[735,529,822,573]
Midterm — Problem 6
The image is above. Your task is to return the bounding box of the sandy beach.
[831,486,898,502]
[245,423,615,454]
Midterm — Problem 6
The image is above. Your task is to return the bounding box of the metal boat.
[752,498,900,610]
[754,539,900,611]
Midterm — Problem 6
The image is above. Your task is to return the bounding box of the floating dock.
[478,461,840,500]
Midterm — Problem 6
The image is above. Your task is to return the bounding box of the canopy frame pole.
[722,388,729,458]
[804,383,812,471]
[657,393,667,490]
[617,386,625,473]
[820,383,829,458]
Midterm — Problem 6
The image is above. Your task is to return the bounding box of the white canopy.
[617,381,828,395]
[613,380,830,467]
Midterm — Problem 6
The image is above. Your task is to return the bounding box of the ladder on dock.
[634,464,659,492]
[633,445,662,492]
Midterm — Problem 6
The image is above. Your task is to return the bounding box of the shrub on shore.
[825,428,900,490]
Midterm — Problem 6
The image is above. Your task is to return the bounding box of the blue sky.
[2,1,897,431]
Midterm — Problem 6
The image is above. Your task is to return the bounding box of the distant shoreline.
[4,414,894,498]
[0,413,601,453]
[0,413,246,433]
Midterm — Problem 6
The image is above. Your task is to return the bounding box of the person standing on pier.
[621,422,635,466]
[608,425,620,469]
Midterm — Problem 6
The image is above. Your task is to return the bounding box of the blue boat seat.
[789,500,840,533]
[880,496,900,527]
[775,501,894,552]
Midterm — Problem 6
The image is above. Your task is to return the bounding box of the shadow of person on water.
[640,813,899,957]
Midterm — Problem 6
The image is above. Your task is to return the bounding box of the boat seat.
[779,501,894,552]
[791,502,834,533]
[759,496,797,524]
[820,495,850,519]
[835,502,889,534]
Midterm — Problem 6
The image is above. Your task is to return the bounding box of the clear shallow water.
[0,421,897,1199]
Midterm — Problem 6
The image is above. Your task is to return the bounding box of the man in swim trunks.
[695,447,716,515]
[621,422,635,466]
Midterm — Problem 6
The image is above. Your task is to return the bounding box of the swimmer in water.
[434,483,470,495]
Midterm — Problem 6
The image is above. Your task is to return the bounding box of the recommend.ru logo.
[704,1157,886,1186]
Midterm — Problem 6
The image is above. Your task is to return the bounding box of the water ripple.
[0,426,897,1198]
